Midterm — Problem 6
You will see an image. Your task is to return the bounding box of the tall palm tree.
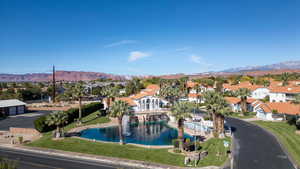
[159,86,181,105]
[280,72,290,86]
[262,79,270,87]
[235,88,252,115]
[46,111,68,138]
[72,83,86,123]
[101,85,120,108]
[171,101,192,151]
[203,91,231,136]
[109,100,131,144]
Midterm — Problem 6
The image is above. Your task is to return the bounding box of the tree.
[45,111,68,138]
[203,91,231,137]
[171,101,192,151]
[235,88,252,115]
[64,83,86,124]
[102,85,120,108]
[109,100,131,144]
[280,72,290,86]
[125,78,144,96]
[262,79,270,87]
[159,85,181,105]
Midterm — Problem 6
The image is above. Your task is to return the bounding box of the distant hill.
[1,61,300,82]
[0,71,127,82]
[222,61,300,73]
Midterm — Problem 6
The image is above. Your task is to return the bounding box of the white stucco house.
[253,101,299,121]
[116,84,168,113]
[225,97,256,112]
[269,86,300,102]
[223,82,269,99]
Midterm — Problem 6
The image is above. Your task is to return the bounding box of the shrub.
[286,116,297,125]
[172,139,180,148]
[34,115,55,132]
[34,102,103,132]
[0,158,17,169]
[296,119,300,130]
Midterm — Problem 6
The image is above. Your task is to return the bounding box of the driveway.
[0,110,52,131]
[226,117,296,169]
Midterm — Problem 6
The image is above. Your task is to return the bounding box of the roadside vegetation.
[253,121,300,166]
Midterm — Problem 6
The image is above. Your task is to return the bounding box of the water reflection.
[80,122,193,145]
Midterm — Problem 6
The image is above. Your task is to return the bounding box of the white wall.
[269,93,286,102]
[251,88,270,99]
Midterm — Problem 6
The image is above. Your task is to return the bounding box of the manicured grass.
[27,111,231,167]
[229,112,256,119]
[253,121,300,166]
[63,111,110,132]
[28,136,230,167]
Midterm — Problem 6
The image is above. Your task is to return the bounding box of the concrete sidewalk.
[0,144,220,169]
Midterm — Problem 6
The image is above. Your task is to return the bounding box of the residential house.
[223,82,269,99]
[254,101,300,121]
[225,97,256,112]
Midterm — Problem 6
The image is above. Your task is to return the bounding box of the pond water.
[80,122,193,146]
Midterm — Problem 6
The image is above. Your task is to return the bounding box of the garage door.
[18,106,24,114]
[9,107,17,116]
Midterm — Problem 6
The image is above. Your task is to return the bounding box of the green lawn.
[27,111,231,167]
[229,112,256,119]
[252,121,300,166]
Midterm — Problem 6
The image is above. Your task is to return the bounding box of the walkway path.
[226,117,296,169]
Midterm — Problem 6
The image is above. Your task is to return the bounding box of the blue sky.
[0,0,299,75]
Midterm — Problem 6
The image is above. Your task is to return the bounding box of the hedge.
[34,102,103,132]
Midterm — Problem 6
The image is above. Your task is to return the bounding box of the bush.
[172,139,180,148]
[296,119,300,130]
[286,116,297,125]
[34,115,55,132]
[34,102,103,133]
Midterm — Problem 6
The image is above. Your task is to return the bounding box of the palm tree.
[280,72,290,86]
[109,100,131,144]
[171,101,192,151]
[235,88,252,115]
[203,91,231,136]
[46,111,68,138]
[159,86,181,105]
[102,85,120,108]
[262,79,270,87]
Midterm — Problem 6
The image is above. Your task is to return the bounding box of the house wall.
[269,93,286,102]
[251,88,270,99]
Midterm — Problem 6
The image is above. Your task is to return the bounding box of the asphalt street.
[0,147,123,169]
[0,111,52,131]
[226,117,296,169]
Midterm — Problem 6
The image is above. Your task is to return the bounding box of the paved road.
[0,111,52,131]
[226,117,296,169]
[0,147,122,169]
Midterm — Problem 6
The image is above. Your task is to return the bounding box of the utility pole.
[52,65,56,103]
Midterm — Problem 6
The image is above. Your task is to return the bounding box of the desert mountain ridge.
[1,61,300,82]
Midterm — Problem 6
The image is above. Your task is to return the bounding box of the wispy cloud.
[190,54,213,67]
[104,40,137,48]
[190,55,201,63]
[175,47,191,52]
[128,51,151,62]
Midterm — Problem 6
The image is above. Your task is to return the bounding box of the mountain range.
[1,61,300,82]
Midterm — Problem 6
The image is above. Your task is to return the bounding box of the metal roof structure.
[0,99,26,108]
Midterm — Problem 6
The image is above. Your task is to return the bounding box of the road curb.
[0,144,220,169]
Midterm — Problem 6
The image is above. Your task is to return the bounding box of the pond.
[80,122,193,146]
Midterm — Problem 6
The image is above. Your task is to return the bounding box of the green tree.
[125,78,144,96]
[102,85,120,108]
[159,86,181,105]
[45,111,68,138]
[171,101,192,151]
[280,72,290,86]
[203,91,231,136]
[235,88,252,115]
[109,100,131,144]
[64,83,86,124]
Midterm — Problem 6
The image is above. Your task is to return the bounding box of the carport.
[0,99,26,116]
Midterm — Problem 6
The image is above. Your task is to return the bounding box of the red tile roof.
[225,97,256,104]
[261,102,300,115]
[223,82,264,91]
